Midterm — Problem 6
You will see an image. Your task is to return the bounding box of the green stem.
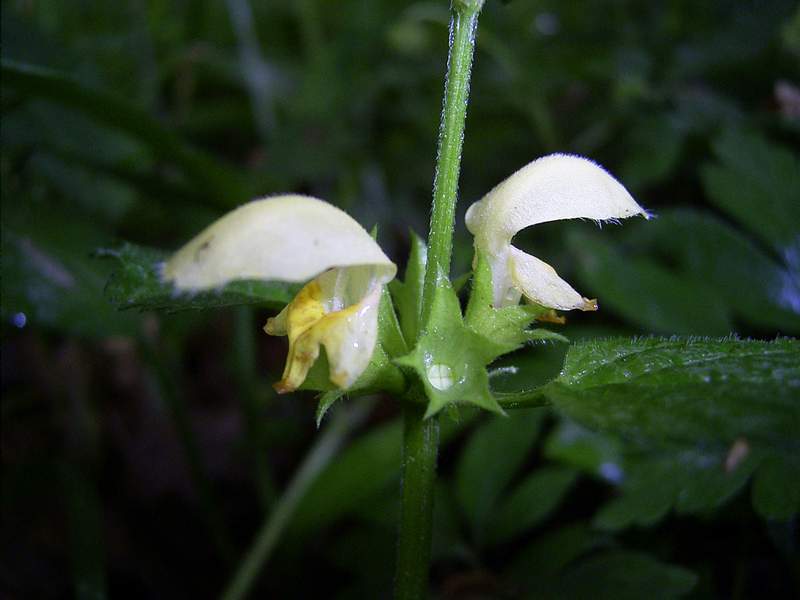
[395,402,440,600]
[396,4,483,598]
[220,402,370,600]
[421,0,482,323]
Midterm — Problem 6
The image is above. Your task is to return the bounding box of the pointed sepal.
[465,251,567,360]
[389,231,428,344]
[395,270,504,419]
[315,390,344,427]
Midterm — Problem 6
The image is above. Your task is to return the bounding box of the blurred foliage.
[2,0,799,599]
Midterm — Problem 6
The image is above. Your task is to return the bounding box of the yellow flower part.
[465,154,649,310]
[163,195,396,392]
[264,268,383,393]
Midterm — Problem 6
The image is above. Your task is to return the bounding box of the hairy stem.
[421,0,482,323]
[396,2,483,599]
[395,402,440,600]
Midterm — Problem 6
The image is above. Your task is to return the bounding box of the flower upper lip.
[465,153,649,310]
[162,194,396,290]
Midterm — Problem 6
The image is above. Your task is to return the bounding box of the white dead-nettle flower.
[163,195,396,392]
[465,154,649,310]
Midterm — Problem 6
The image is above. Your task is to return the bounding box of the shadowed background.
[2,1,799,598]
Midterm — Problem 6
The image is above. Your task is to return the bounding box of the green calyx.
[396,268,504,418]
[389,231,428,344]
[313,239,570,422]
[465,251,569,351]
[394,245,567,419]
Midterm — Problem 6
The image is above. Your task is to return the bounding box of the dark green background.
[2,1,799,598]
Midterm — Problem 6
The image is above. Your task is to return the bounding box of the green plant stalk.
[421,1,482,322]
[396,2,483,599]
[395,402,440,600]
[220,402,370,600]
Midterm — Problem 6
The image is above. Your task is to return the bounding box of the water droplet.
[426,363,454,391]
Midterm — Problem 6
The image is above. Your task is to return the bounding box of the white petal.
[163,195,396,290]
[322,284,382,389]
[508,246,597,312]
[465,154,648,254]
[465,154,647,308]
[264,271,383,392]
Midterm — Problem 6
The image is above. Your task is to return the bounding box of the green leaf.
[455,409,545,540]
[545,420,781,529]
[389,231,427,343]
[620,113,686,191]
[289,419,403,537]
[487,466,578,545]
[752,454,800,521]
[525,329,569,343]
[568,232,734,335]
[545,337,800,452]
[625,209,800,333]
[551,551,697,600]
[395,270,503,417]
[511,533,696,599]
[701,129,800,254]
[544,419,623,479]
[490,343,570,410]
[328,526,396,598]
[99,242,299,312]
[431,483,470,562]
[506,522,612,584]
[2,209,139,337]
[290,410,479,539]
[592,448,761,531]
[2,59,250,208]
[542,337,800,524]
